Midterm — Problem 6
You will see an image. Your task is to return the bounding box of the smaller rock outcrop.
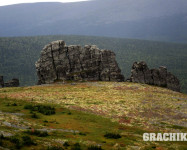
[0,76,19,88]
[4,78,19,87]
[0,76,4,88]
[130,61,180,92]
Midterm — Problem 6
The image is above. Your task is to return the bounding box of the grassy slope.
[0,35,187,93]
[0,81,187,149]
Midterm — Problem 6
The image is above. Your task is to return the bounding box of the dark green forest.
[0,35,187,93]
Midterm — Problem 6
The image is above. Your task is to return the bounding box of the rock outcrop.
[130,61,180,92]
[35,40,124,84]
[4,78,19,87]
[0,76,19,88]
[0,76,4,88]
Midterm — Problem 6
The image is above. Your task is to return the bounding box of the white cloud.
[0,0,90,6]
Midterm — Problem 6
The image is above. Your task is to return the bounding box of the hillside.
[0,82,187,149]
[0,0,187,42]
[0,35,187,93]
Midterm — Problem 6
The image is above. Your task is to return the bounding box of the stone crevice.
[77,49,84,79]
[50,45,58,80]
[66,47,72,73]
[142,69,146,84]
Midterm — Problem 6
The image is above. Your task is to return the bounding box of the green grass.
[0,97,136,149]
[169,125,187,130]
[24,104,56,115]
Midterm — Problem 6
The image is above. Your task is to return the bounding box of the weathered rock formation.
[36,40,124,84]
[0,76,19,88]
[4,78,19,87]
[130,61,180,92]
[0,76,4,88]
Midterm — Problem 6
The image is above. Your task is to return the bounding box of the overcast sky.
[0,0,90,6]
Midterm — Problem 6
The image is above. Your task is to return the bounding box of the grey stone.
[131,61,152,84]
[2,121,29,129]
[0,76,4,88]
[0,131,14,137]
[130,61,180,92]
[0,76,19,88]
[4,78,19,87]
[36,40,124,84]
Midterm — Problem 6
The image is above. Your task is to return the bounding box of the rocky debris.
[130,61,180,92]
[35,40,124,84]
[2,121,29,129]
[0,111,24,116]
[36,128,79,133]
[0,76,19,88]
[0,131,14,137]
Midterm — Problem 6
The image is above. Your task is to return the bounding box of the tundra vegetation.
[0,81,187,149]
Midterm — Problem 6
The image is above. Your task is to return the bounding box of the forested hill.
[0,35,187,93]
[0,0,187,42]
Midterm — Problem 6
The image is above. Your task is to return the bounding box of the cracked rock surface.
[35,40,124,84]
[130,61,180,92]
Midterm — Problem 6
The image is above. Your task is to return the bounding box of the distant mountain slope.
[0,35,187,93]
[0,0,187,42]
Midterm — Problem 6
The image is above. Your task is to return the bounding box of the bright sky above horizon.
[0,0,89,6]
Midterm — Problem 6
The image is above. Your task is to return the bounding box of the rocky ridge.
[35,40,124,84]
[130,61,180,92]
[35,40,181,92]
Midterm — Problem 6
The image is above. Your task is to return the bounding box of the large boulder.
[130,61,180,92]
[36,40,124,84]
